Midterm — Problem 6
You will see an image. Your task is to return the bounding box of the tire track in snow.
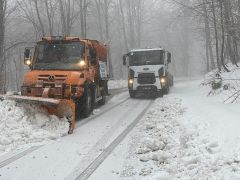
[75,96,130,129]
[0,146,43,169]
[0,91,129,169]
[68,100,154,180]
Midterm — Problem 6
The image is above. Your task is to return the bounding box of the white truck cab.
[123,48,173,98]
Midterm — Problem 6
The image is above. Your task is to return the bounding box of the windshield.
[33,41,85,70]
[129,50,164,66]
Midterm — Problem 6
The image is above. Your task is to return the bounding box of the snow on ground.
[0,100,68,155]
[127,95,240,179]
[90,77,240,180]
[129,83,240,180]
[203,64,240,103]
[108,80,127,89]
[2,71,240,179]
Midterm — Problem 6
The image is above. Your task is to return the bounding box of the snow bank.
[108,80,127,89]
[203,64,240,103]
[121,96,240,179]
[0,100,68,155]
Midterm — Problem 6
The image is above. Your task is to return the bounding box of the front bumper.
[21,84,84,99]
[129,77,164,91]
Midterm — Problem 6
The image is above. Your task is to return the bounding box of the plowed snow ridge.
[0,100,68,155]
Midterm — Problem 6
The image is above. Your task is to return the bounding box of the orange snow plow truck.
[1,36,109,134]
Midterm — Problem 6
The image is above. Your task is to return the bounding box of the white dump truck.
[123,48,173,98]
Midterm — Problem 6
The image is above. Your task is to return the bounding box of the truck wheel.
[129,90,135,98]
[105,80,109,96]
[163,86,169,95]
[157,91,163,98]
[81,87,93,118]
[98,88,106,105]
[91,86,96,110]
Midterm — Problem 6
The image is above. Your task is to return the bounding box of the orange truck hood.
[23,70,84,86]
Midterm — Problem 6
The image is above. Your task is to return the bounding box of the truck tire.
[157,91,163,98]
[162,86,169,95]
[80,87,93,118]
[98,88,106,105]
[169,76,174,87]
[105,80,109,96]
[129,90,136,98]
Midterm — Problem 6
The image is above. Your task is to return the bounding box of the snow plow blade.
[0,95,76,134]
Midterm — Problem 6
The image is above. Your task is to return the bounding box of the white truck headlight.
[160,77,166,84]
[129,79,134,84]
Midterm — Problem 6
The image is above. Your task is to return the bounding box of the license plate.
[142,87,151,90]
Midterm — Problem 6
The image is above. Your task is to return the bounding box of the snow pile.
[121,96,240,179]
[203,64,240,103]
[108,80,127,89]
[0,100,69,155]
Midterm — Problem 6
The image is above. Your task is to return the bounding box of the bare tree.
[44,0,57,36]
[202,0,215,71]
[77,0,88,38]
[118,0,129,51]
[59,0,76,36]
[0,0,6,93]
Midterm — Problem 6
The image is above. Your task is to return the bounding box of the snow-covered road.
[88,80,240,180]
[1,79,240,180]
[0,91,153,180]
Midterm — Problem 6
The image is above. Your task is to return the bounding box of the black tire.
[98,88,106,105]
[91,86,96,110]
[129,90,136,98]
[80,87,93,118]
[162,86,169,95]
[170,77,174,87]
[105,80,109,96]
[157,91,163,98]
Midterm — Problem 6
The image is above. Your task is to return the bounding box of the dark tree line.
[0,0,214,92]
[195,0,240,72]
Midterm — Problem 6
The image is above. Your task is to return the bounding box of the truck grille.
[38,75,67,82]
[138,73,156,84]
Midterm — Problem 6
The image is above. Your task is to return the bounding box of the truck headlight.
[128,79,134,89]
[78,60,86,67]
[26,59,31,65]
[160,77,166,84]
[160,77,167,86]
[129,79,134,84]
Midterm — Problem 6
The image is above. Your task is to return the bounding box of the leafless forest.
[0,0,239,91]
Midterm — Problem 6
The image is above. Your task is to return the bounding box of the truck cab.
[123,48,173,98]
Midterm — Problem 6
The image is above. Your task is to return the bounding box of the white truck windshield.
[129,50,164,66]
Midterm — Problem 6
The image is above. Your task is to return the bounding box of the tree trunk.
[211,0,221,71]
[33,0,45,37]
[219,0,229,72]
[203,0,215,70]
[79,0,87,38]
[0,0,5,93]
[223,0,237,66]
[118,0,129,51]
[44,0,54,36]
[103,0,113,79]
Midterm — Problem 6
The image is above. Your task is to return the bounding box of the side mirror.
[167,52,171,64]
[123,55,127,66]
[24,48,32,66]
